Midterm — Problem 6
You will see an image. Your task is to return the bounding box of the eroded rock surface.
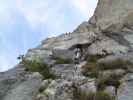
[0,66,42,100]
[90,0,133,32]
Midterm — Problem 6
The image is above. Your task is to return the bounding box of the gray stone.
[52,49,74,60]
[90,0,133,32]
[118,74,133,100]
[25,31,98,63]
[77,80,96,94]
[74,21,97,33]
[87,35,129,55]
[104,86,116,97]
[41,79,74,100]
[0,66,42,100]
[52,64,76,80]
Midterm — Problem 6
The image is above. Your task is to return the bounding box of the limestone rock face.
[0,65,42,100]
[90,0,133,32]
[25,31,98,62]
[41,32,97,50]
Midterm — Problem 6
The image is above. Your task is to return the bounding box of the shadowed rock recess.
[1,0,133,100]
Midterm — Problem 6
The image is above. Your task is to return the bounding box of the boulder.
[39,79,74,100]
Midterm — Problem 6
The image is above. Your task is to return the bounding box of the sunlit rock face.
[90,0,133,32]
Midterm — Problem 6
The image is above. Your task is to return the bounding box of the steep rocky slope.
[1,0,133,100]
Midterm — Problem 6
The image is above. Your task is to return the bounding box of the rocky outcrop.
[0,65,42,100]
[1,0,133,100]
[36,62,97,100]
[90,0,133,32]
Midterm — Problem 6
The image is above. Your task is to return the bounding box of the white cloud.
[0,53,17,72]
[70,0,98,18]
[0,0,98,29]
[16,0,98,31]
[16,0,65,28]
[16,0,48,27]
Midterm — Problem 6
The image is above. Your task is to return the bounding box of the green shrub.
[87,56,97,63]
[39,86,45,93]
[78,91,95,100]
[98,58,132,70]
[96,77,107,91]
[55,57,73,64]
[86,54,106,63]
[82,62,99,78]
[96,74,121,91]
[105,74,121,90]
[95,91,115,100]
[21,59,56,79]
[81,54,107,78]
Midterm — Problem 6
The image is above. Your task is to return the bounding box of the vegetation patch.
[54,57,73,64]
[82,62,99,78]
[86,54,105,63]
[81,55,125,94]
[95,91,115,100]
[21,59,56,79]
[73,86,114,100]
[81,55,102,78]
[78,91,95,100]
[98,58,132,70]
[96,73,121,91]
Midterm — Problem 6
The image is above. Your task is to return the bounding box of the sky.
[0,0,98,72]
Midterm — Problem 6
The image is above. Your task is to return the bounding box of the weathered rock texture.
[0,65,42,100]
[90,0,133,32]
[1,0,133,100]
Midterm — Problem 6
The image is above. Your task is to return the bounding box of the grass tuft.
[82,62,99,78]
[54,57,73,64]
[21,59,56,79]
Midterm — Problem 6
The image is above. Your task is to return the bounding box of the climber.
[74,47,81,64]
[73,45,83,79]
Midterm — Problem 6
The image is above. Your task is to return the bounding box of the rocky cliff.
[1,0,133,100]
